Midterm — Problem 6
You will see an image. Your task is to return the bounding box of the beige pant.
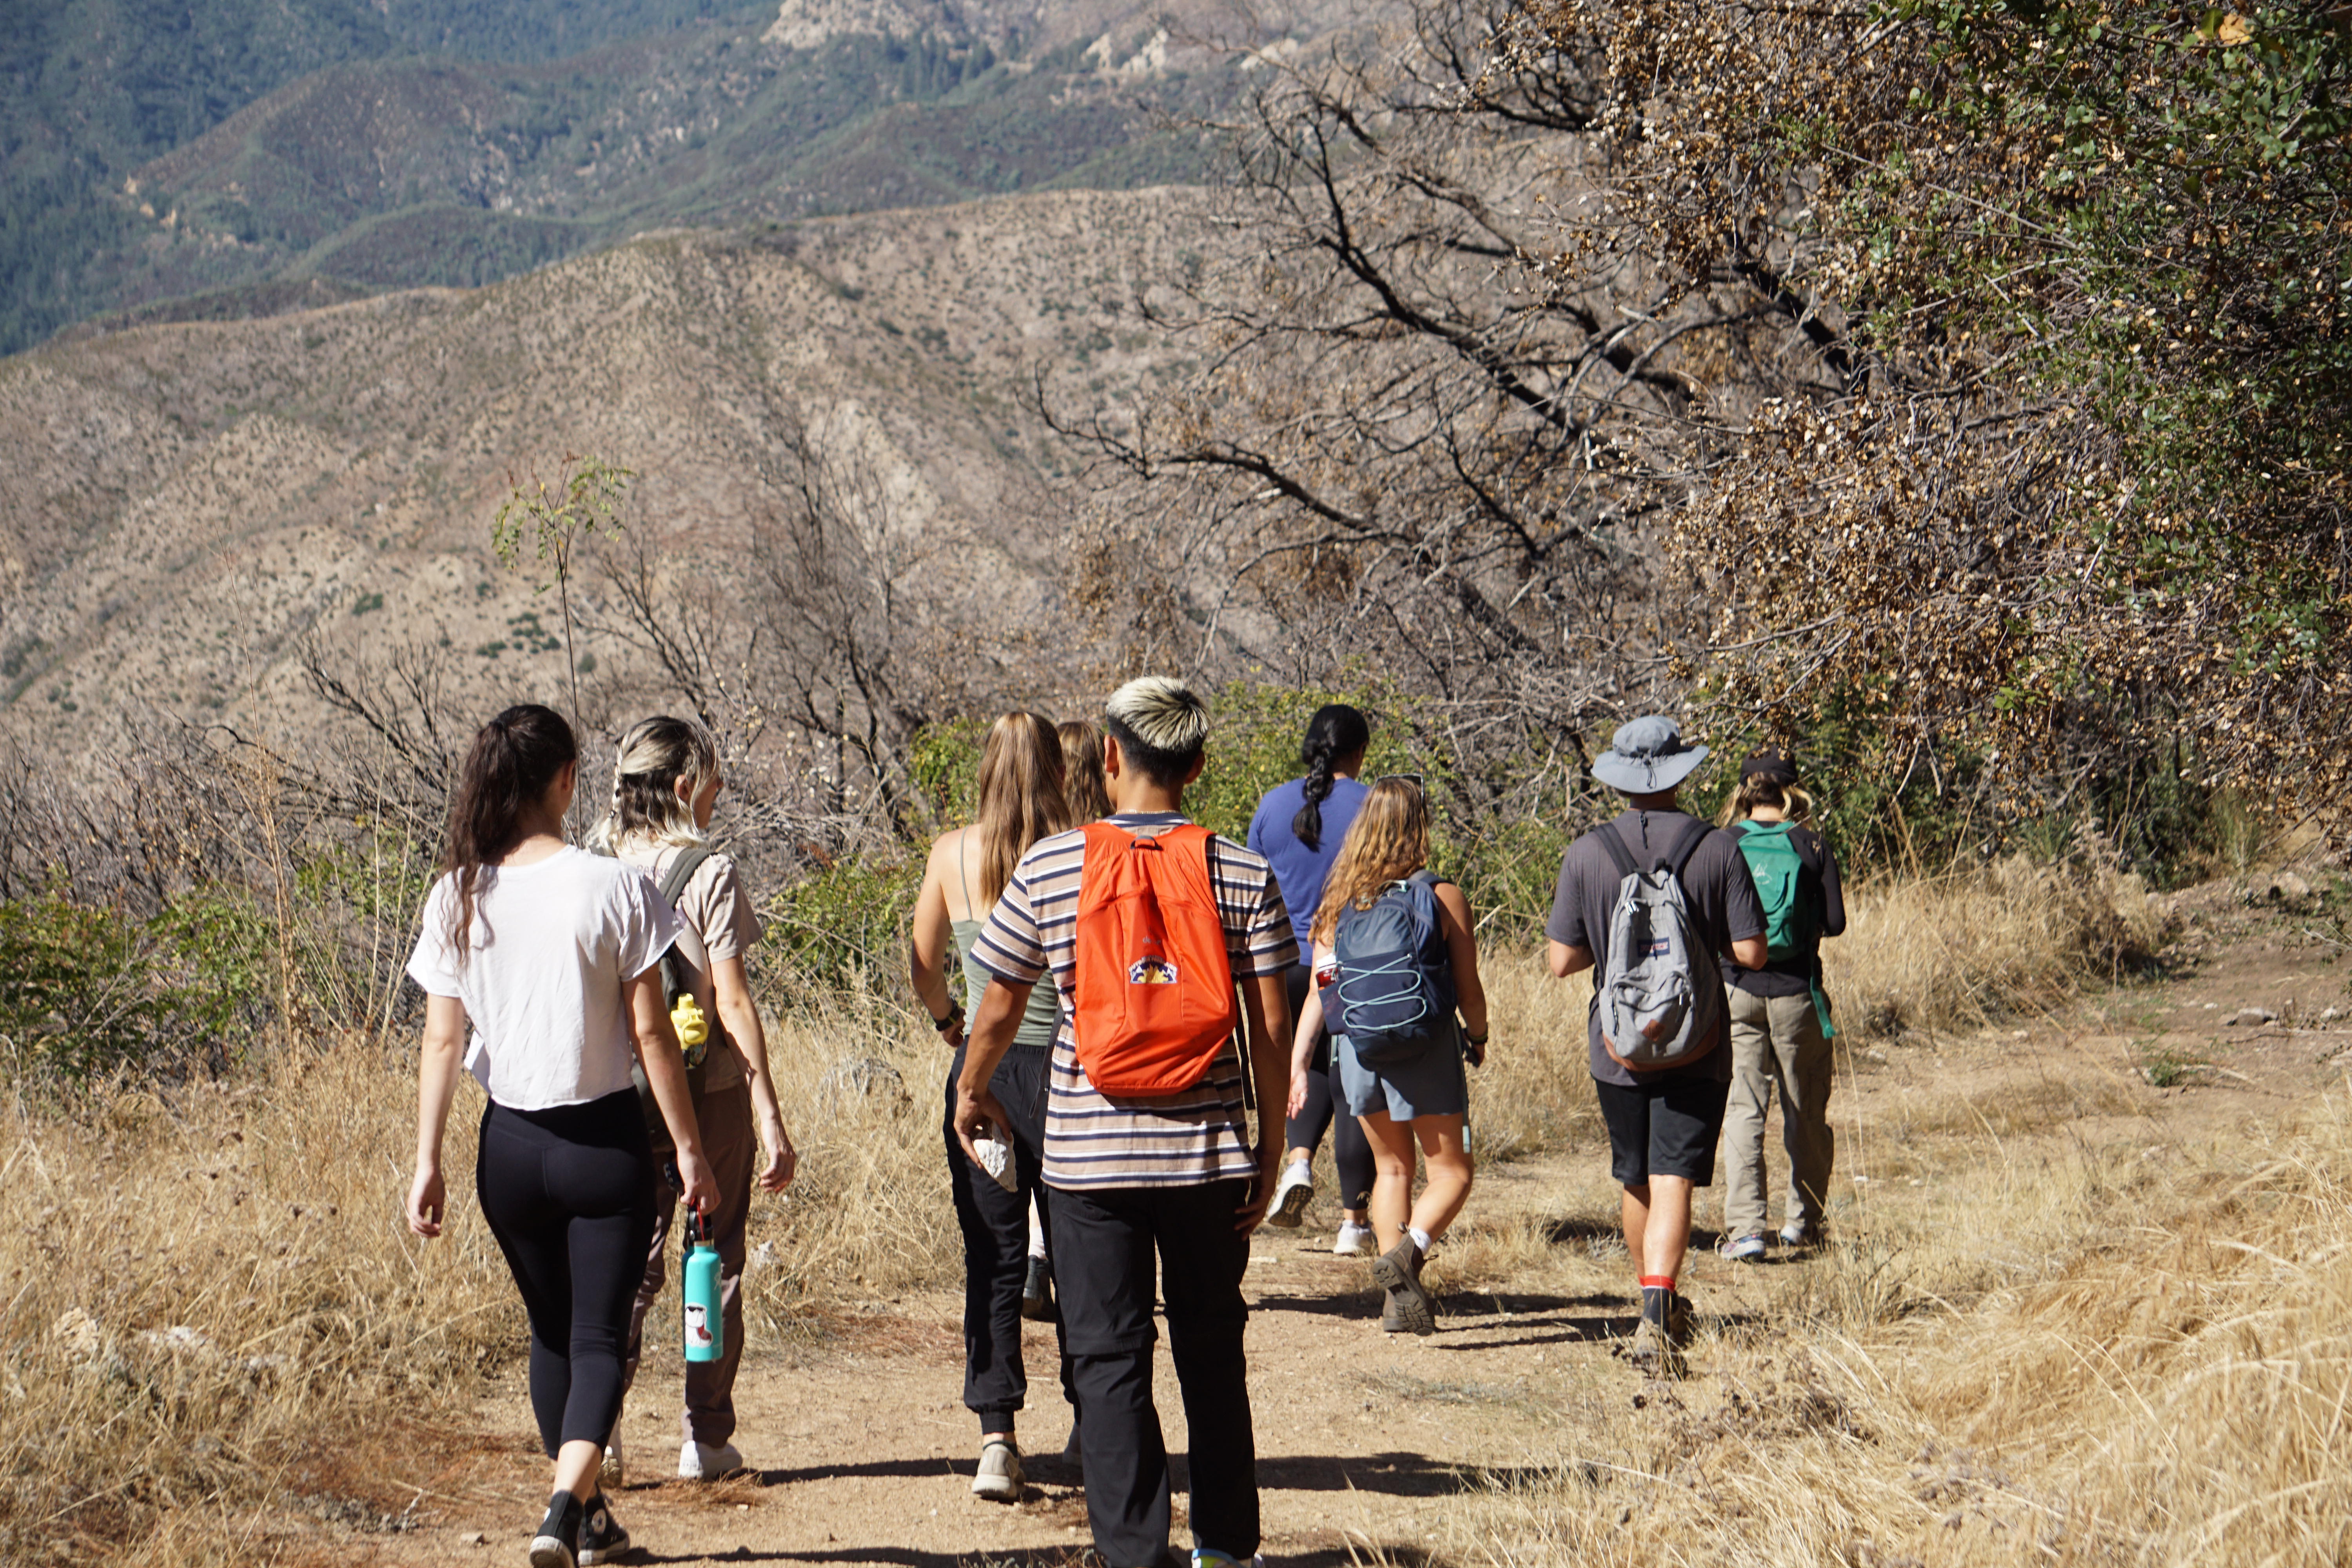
[1722,987,1834,1240]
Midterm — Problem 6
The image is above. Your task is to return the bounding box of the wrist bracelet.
[1466,1027,1490,1046]
[931,1006,964,1033]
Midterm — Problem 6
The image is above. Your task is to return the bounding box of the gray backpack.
[1590,817,1716,1071]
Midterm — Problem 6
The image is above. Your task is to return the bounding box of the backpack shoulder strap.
[1590,821,1640,881]
[1661,816,1709,883]
[657,845,715,909]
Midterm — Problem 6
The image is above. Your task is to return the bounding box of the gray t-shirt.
[1544,809,1766,1087]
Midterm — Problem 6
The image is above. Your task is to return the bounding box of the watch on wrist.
[931,1004,964,1033]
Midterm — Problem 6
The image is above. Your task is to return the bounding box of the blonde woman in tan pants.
[1716,748,1847,1260]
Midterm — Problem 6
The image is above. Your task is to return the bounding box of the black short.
[1593,1074,1731,1187]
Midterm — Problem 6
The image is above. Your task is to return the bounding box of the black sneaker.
[1020,1255,1054,1321]
[528,1494,583,1568]
[577,1495,630,1566]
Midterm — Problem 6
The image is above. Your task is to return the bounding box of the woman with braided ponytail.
[1246,703,1376,1248]
[590,716,795,1489]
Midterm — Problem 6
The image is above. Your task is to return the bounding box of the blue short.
[1338,1029,1468,1122]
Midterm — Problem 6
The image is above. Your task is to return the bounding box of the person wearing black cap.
[1714,748,1846,1261]
[1543,717,1766,1377]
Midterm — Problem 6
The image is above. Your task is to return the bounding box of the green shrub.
[0,889,274,1083]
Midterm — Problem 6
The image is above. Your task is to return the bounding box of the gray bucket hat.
[1591,715,1710,795]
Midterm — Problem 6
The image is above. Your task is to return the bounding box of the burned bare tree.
[1043,0,1854,790]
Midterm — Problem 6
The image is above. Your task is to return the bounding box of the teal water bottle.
[682,1209,723,1363]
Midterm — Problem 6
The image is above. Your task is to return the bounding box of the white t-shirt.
[406,846,681,1111]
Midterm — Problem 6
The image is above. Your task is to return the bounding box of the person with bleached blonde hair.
[953,676,1296,1568]
[593,715,794,1488]
[1289,776,1489,1335]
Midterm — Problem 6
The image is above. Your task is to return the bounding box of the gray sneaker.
[1267,1161,1314,1229]
[1780,1219,1820,1250]
[598,1429,624,1491]
[1718,1231,1768,1262]
[972,1437,1023,1501]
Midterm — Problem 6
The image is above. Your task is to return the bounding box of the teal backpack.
[1734,820,1815,962]
[1734,819,1838,1039]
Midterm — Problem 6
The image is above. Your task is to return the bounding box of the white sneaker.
[678,1438,744,1479]
[599,1430,624,1491]
[1266,1161,1314,1228]
[1332,1221,1375,1256]
[972,1437,1023,1501]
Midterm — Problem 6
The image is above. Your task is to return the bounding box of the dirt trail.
[353,1176,1610,1568]
[289,886,2350,1566]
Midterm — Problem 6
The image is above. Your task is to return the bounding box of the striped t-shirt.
[971,812,1298,1189]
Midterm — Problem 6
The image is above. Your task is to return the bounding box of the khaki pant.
[1721,988,1834,1240]
[621,1078,753,1446]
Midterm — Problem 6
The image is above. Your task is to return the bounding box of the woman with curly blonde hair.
[1289,777,1488,1335]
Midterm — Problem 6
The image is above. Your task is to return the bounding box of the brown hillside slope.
[0,186,1214,750]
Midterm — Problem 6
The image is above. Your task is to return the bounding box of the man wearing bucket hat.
[1544,717,1766,1377]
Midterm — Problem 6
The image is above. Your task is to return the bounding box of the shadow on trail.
[747,1457,960,1487]
[1251,1451,1559,1496]
[633,1552,979,1566]
[643,1550,1443,1568]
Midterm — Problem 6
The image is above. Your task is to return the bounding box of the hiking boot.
[1331,1221,1376,1256]
[678,1438,743,1480]
[1369,1238,1436,1336]
[1626,1314,1686,1379]
[972,1437,1023,1501]
[576,1495,630,1566]
[1020,1255,1054,1321]
[1267,1160,1314,1229]
[1717,1231,1768,1263]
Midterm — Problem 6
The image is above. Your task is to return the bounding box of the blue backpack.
[1332,872,1457,1069]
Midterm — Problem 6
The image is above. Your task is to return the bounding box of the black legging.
[1279,962,1374,1210]
[476,1090,657,1459]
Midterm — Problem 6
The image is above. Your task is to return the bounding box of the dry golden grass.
[1408,1101,2352,1567]
[0,856,2286,1564]
[1824,855,2175,1042]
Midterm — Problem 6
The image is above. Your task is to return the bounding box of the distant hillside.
[0,189,1218,752]
[0,0,779,354]
[3,0,1364,355]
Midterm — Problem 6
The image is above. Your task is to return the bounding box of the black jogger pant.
[476,1089,658,1459]
[1051,1178,1258,1568]
[1279,962,1374,1209]
[944,1043,1076,1433]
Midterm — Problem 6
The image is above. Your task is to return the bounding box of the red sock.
[1639,1275,1675,1290]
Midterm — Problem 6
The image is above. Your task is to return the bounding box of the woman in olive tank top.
[909,712,1076,1503]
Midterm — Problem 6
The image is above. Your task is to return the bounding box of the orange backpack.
[1070,821,1239,1095]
